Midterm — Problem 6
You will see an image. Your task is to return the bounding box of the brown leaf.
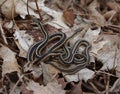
[63,9,75,27]
[106,1,120,12]
[67,81,83,94]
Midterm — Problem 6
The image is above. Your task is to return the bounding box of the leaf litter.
[0,0,120,94]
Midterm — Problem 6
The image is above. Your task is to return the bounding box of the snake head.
[31,18,43,27]
[33,18,40,23]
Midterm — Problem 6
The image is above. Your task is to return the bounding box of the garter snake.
[27,19,67,63]
[57,27,90,65]
[59,39,91,64]
[34,32,66,64]
[27,19,91,74]
[27,19,48,61]
[27,32,66,62]
[50,40,91,74]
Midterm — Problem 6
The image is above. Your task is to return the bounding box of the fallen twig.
[35,0,43,20]
[0,23,8,44]
[10,75,23,94]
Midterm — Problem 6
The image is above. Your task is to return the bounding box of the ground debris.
[0,0,120,94]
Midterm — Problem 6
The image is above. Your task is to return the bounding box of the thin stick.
[0,0,7,7]
[27,0,30,15]
[108,24,120,29]
[50,72,59,81]
[88,80,101,94]
[107,12,116,24]
[105,75,110,94]
[95,70,118,77]
[9,75,23,94]
[111,45,117,73]
[35,0,43,20]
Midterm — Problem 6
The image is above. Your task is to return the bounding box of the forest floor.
[0,0,120,94]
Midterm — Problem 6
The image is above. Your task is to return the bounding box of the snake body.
[27,19,91,74]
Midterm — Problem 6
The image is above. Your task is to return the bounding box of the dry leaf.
[1,0,120,94]
[96,34,120,70]
[64,68,95,82]
[26,80,65,94]
[0,44,20,76]
[41,63,59,85]
[103,10,116,21]
[68,81,83,94]
[58,78,67,89]
[1,0,39,19]
[106,1,120,12]
[45,64,60,75]
[3,21,14,29]
[1,0,69,29]
[15,0,39,19]
[63,9,75,27]
[21,84,33,94]
[1,0,18,19]
[24,63,43,79]
[14,30,34,57]
[84,27,107,55]
[88,0,106,26]
[84,28,101,43]
[83,27,120,70]
[110,78,120,92]
[33,0,69,29]
[17,0,69,29]
[55,0,72,10]
[91,40,108,55]
[11,87,21,94]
